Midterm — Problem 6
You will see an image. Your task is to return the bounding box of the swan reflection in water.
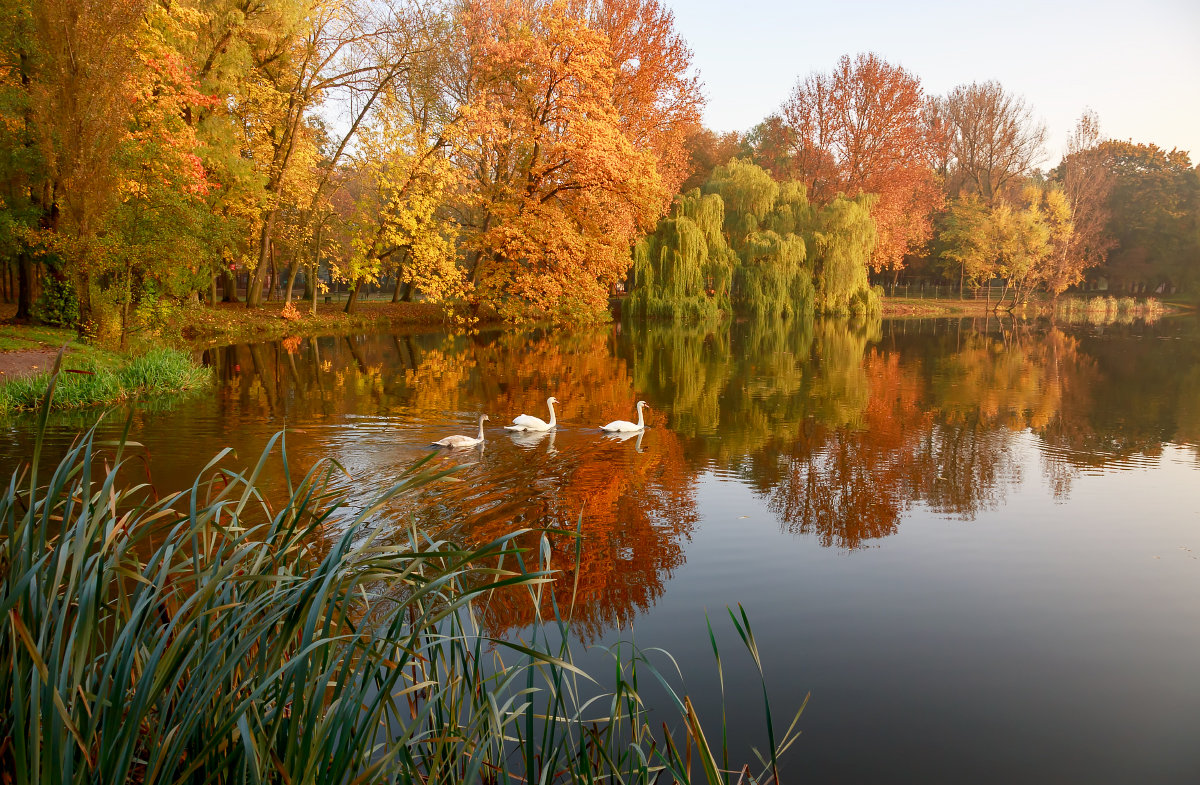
[604,428,646,453]
[508,427,557,454]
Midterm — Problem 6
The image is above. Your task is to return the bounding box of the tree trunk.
[246,211,276,307]
[221,269,240,303]
[285,259,301,305]
[994,282,1010,312]
[344,278,363,314]
[15,252,34,321]
[391,279,402,303]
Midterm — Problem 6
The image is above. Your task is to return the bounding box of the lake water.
[3,314,1199,782]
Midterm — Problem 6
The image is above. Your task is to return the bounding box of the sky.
[668,0,1200,166]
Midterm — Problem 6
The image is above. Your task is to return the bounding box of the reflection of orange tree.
[768,349,931,549]
[470,428,697,641]
[406,328,699,640]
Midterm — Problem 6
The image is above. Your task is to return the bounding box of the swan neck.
[477,417,486,440]
[547,399,557,427]
[636,404,644,428]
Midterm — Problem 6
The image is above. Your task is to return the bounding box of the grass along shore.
[880,292,1183,320]
[0,344,208,412]
[1,382,804,784]
[0,319,208,412]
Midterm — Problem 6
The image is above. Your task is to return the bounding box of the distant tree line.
[4,8,1197,337]
[641,54,1199,318]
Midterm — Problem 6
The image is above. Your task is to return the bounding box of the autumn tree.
[940,80,1046,203]
[678,126,744,192]
[937,195,993,288]
[1044,110,1115,298]
[1089,140,1199,293]
[229,0,434,308]
[0,0,147,324]
[587,0,703,195]
[780,52,943,278]
[339,89,464,314]
[450,0,672,321]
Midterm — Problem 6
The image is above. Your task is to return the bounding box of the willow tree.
[705,159,813,319]
[629,158,884,320]
[628,189,732,320]
[807,194,881,316]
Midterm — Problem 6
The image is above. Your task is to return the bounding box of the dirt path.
[0,348,61,381]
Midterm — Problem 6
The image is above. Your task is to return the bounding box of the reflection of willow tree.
[397,328,699,641]
[626,316,840,463]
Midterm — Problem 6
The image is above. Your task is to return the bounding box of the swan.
[433,414,488,448]
[600,401,648,432]
[505,396,558,431]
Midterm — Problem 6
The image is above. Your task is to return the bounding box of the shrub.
[32,272,79,328]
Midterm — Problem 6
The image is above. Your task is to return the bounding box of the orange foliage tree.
[780,53,942,278]
[589,0,703,195]
[454,0,698,321]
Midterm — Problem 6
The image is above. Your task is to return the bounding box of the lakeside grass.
[0,379,804,784]
[0,347,209,412]
[880,293,1184,320]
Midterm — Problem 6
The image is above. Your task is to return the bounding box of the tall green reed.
[1,355,804,784]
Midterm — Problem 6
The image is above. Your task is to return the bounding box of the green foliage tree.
[629,158,883,320]
[706,159,815,318]
[1091,141,1200,293]
[628,189,733,321]
[806,193,880,316]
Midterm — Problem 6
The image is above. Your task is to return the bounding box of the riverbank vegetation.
[1,2,1194,334]
[0,345,207,411]
[0,386,803,783]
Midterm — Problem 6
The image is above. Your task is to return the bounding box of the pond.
[4,314,1199,783]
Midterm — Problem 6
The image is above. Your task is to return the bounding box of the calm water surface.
[3,315,1199,782]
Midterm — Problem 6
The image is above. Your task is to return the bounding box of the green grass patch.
[0,323,79,352]
[0,346,209,411]
[0,391,804,784]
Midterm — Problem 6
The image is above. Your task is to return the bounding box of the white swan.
[600,401,648,432]
[433,414,488,448]
[505,396,558,431]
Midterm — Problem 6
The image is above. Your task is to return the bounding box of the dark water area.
[3,314,1199,782]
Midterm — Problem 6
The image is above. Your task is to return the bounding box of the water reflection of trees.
[205,329,699,642]
[404,330,700,642]
[192,315,1200,635]
[625,316,1200,550]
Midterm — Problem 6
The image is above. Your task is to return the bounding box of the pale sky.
[669,0,1200,166]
